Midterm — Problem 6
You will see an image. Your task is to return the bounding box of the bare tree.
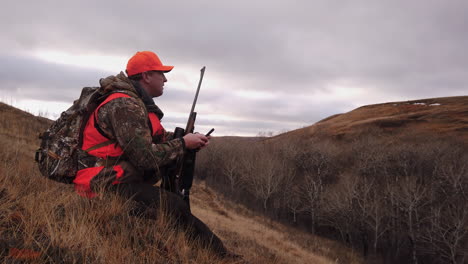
[395,176,429,264]
[196,138,224,182]
[222,147,242,193]
[296,142,336,234]
[363,187,390,253]
[322,173,360,246]
[434,147,468,201]
[353,143,392,254]
[301,172,324,234]
[284,184,303,224]
[419,202,468,264]
[241,145,294,211]
[422,146,468,264]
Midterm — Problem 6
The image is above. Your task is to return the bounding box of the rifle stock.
[161,127,185,193]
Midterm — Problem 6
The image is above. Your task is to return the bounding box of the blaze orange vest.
[73,93,164,197]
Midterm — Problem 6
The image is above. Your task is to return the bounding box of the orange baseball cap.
[126,51,174,76]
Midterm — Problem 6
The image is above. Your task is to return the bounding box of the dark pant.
[108,182,227,256]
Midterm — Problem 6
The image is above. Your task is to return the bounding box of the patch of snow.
[413,103,426,106]
[429,103,441,106]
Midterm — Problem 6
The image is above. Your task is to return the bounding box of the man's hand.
[183,133,210,150]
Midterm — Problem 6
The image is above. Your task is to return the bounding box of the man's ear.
[141,71,150,83]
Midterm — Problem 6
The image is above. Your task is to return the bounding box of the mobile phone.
[205,128,215,137]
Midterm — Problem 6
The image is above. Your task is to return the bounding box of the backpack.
[35,86,107,184]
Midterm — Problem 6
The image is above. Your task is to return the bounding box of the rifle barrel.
[185,67,205,132]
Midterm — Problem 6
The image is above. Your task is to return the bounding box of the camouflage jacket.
[78,72,185,187]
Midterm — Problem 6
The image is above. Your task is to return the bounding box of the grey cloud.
[160,87,328,135]
[0,53,109,102]
[3,1,468,97]
[1,0,467,136]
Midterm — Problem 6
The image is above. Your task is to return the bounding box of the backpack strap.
[91,92,133,139]
[78,89,140,149]
[83,139,116,153]
[82,91,139,156]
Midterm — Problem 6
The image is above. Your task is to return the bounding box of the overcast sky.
[1,0,466,136]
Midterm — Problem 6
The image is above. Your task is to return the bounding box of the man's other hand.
[183,133,210,150]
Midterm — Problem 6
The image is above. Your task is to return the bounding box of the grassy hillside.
[0,102,360,263]
[270,96,468,142]
[197,96,468,264]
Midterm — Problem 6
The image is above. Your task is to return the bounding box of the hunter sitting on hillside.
[74,51,228,256]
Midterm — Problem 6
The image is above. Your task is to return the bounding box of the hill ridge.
[269,95,468,142]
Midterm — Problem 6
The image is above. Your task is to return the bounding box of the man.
[73,51,228,256]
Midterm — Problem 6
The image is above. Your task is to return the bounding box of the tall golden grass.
[0,137,224,263]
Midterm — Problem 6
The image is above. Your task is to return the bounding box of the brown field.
[269,96,468,142]
[0,102,362,263]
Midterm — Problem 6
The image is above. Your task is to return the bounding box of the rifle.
[162,66,211,212]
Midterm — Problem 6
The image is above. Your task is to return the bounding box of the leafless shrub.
[198,132,468,264]
[240,144,295,211]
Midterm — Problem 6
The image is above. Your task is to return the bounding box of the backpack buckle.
[35,149,43,162]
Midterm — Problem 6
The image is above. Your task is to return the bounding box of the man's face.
[143,71,167,97]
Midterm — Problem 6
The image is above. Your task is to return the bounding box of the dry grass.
[269,96,468,142]
[0,136,223,263]
[0,102,361,263]
[0,103,222,263]
[191,183,363,264]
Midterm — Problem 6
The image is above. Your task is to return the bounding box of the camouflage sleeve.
[164,131,175,141]
[151,128,175,143]
[97,97,185,170]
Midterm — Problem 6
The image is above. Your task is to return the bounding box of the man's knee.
[161,190,191,216]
